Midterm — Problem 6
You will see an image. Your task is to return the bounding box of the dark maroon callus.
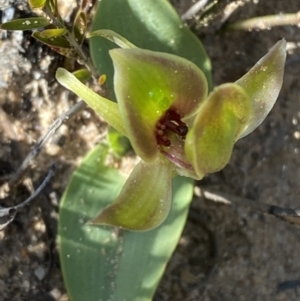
[155,107,188,147]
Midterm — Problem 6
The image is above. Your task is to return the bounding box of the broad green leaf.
[185,83,251,178]
[1,17,49,30]
[110,48,207,161]
[40,28,68,38]
[59,144,194,301]
[55,68,126,135]
[236,39,286,138]
[90,156,173,231]
[28,0,47,9]
[90,0,212,100]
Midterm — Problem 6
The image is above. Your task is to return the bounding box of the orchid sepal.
[110,48,208,162]
[236,39,286,138]
[89,156,174,231]
[55,68,126,136]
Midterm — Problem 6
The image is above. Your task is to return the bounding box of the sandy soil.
[0,0,300,300]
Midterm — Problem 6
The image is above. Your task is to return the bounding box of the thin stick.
[201,190,300,226]
[8,100,86,187]
[0,165,55,230]
[15,164,55,209]
[7,2,104,186]
[181,0,209,21]
[227,11,300,31]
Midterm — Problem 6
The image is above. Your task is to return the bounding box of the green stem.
[43,5,99,78]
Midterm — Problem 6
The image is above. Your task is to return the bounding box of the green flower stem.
[43,5,99,78]
[56,68,126,135]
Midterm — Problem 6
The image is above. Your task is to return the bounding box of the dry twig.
[227,11,300,31]
[8,101,86,187]
[181,0,209,21]
[200,189,300,226]
[0,164,55,230]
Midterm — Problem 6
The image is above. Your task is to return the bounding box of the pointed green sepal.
[110,48,208,161]
[236,39,286,138]
[185,83,251,178]
[55,68,126,135]
[90,157,174,231]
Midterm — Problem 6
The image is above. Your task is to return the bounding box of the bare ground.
[1,0,300,300]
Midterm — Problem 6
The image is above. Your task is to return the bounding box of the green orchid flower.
[56,37,286,231]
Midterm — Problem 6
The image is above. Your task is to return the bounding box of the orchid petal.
[236,39,286,138]
[90,156,174,231]
[185,83,251,178]
[160,133,200,180]
[110,48,208,161]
